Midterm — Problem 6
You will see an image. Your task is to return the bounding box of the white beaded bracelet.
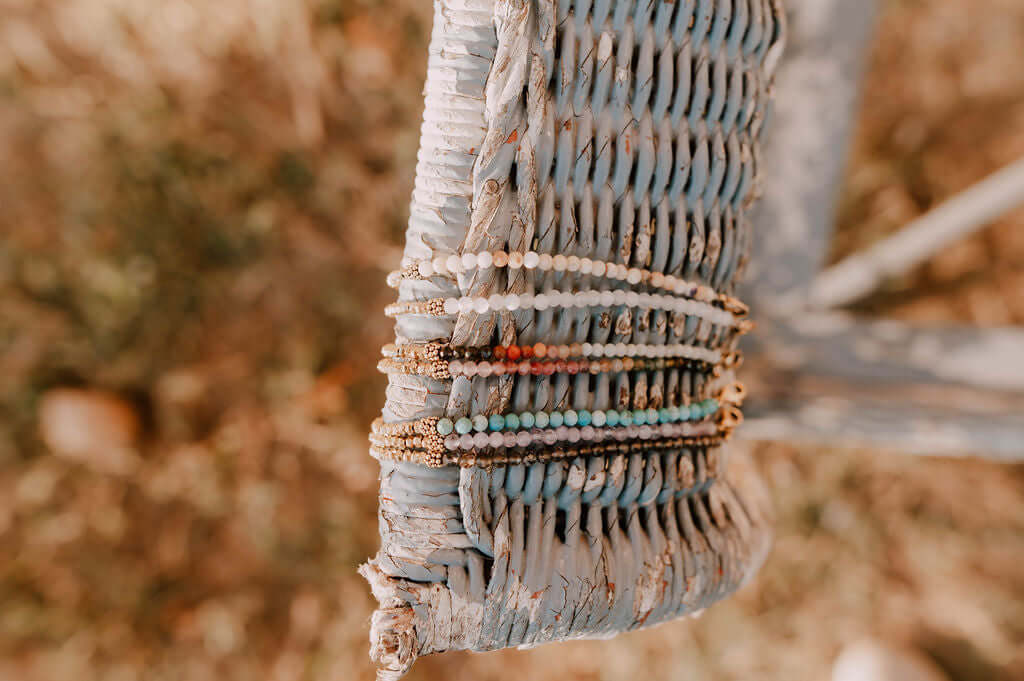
[386,289,741,327]
[388,251,747,314]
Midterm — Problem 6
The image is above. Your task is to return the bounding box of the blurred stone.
[833,640,950,681]
[38,388,141,475]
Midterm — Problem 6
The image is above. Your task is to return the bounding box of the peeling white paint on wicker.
[365,1,787,677]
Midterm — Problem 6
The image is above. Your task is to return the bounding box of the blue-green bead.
[591,410,607,427]
[619,410,633,426]
[605,410,619,427]
[520,412,535,428]
[706,398,719,412]
[678,405,691,421]
[632,409,647,425]
[505,413,521,431]
[563,410,579,427]
[658,408,670,424]
[455,417,473,434]
[667,406,680,422]
[647,408,660,424]
[535,411,550,428]
[436,418,455,435]
[472,414,489,432]
[690,404,704,420]
[489,414,506,431]
[549,411,564,428]
[576,410,591,426]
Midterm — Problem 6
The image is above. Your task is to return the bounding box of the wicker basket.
[363,0,786,677]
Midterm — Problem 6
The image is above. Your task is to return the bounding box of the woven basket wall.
[363,1,786,677]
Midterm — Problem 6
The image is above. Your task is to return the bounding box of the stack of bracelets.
[372,249,752,468]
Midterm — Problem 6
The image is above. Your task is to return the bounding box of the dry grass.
[0,1,1022,680]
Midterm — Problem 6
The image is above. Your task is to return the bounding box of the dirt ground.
[0,1,1022,680]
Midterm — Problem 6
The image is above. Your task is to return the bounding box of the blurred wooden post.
[743,0,879,307]
[740,0,1024,461]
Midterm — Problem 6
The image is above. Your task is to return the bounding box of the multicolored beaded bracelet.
[369,382,746,467]
[382,341,731,365]
[384,289,744,327]
[436,438,727,473]
[386,251,749,316]
[370,431,731,468]
[378,355,719,381]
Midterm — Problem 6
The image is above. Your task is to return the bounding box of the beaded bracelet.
[369,436,727,468]
[378,355,718,380]
[386,251,749,316]
[382,341,731,365]
[370,430,732,468]
[385,289,743,327]
[369,380,746,467]
[435,439,727,474]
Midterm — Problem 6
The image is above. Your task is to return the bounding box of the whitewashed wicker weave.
[362,1,786,677]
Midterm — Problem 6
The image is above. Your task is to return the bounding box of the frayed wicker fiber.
[362,0,786,677]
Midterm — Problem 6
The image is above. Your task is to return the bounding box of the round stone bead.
[576,410,591,427]
[455,417,473,434]
[459,434,475,449]
[534,411,550,429]
[667,406,680,422]
[619,410,633,426]
[436,418,455,436]
[472,414,489,432]
[647,408,660,425]
[632,409,647,425]
[589,410,604,427]
[520,412,536,428]
[658,409,670,424]
[689,404,704,420]
[563,410,579,427]
[473,432,490,448]
[549,411,565,428]
[604,410,619,427]
[678,405,692,421]
[489,414,506,431]
[504,413,521,431]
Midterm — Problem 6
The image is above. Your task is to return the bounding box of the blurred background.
[0,0,1022,680]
